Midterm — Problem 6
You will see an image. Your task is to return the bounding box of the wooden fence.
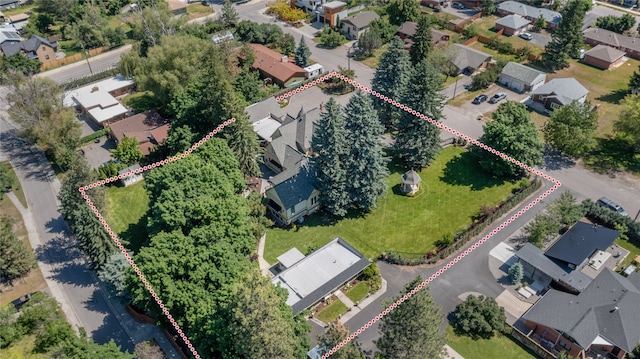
[509,325,559,359]
[40,45,111,71]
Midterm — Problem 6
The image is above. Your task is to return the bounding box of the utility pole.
[84,51,94,75]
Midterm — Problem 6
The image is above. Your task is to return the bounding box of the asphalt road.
[583,2,640,30]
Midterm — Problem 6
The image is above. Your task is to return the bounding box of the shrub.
[508,261,524,284]
[318,27,346,48]
[453,295,506,339]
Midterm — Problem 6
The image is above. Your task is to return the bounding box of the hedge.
[79,128,110,146]
[61,67,120,90]
[581,199,640,242]
[382,177,543,266]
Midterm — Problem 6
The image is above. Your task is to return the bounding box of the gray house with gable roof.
[499,62,546,93]
[496,0,561,30]
[530,78,589,112]
[518,268,640,359]
[451,44,492,75]
[340,11,379,40]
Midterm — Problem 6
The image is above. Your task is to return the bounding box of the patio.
[580,244,629,279]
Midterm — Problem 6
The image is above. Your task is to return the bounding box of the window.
[559,342,571,351]
[42,46,46,51]
[45,55,50,60]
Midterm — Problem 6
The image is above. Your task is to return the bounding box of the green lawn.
[358,44,388,69]
[316,299,348,323]
[187,3,214,20]
[2,161,27,208]
[105,182,149,251]
[345,281,370,303]
[445,325,537,359]
[265,146,520,264]
[617,238,640,269]
[122,91,163,114]
[0,334,47,359]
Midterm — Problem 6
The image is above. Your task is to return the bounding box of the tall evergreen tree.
[473,101,543,178]
[343,90,389,211]
[409,16,433,65]
[317,322,365,359]
[394,60,444,169]
[311,98,350,217]
[295,36,311,67]
[542,0,591,70]
[221,0,239,28]
[371,37,413,130]
[375,277,445,359]
[0,218,36,285]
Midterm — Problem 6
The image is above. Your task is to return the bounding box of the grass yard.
[187,3,214,20]
[2,161,27,208]
[617,238,640,269]
[345,281,370,303]
[315,299,348,323]
[105,182,149,252]
[122,91,163,114]
[469,41,518,63]
[357,44,388,69]
[265,146,520,264]
[0,334,48,359]
[0,196,47,307]
[1,4,36,16]
[445,325,537,359]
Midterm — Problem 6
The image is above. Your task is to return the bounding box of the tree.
[111,136,144,165]
[542,0,591,70]
[533,15,546,32]
[428,45,460,81]
[370,19,396,44]
[614,95,640,152]
[409,16,433,65]
[343,90,389,211]
[234,69,263,104]
[376,277,445,359]
[371,37,413,129]
[547,191,585,227]
[312,98,350,217]
[295,36,311,67]
[0,164,16,200]
[0,54,41,77]
[481,0,496,16]
[387,0,420,25]
[98,252,131,300]
[129,0,183,50]
[279,33,296,54]
[473,101,543,178]
[221,0,239,28]
[358,29,382,57]
[453,295,506,339]
[629,65,640,94]
[0,217,36,285]
[134,341,167,359]
[225,270,298,359]
[595,14,635,34]
[395,60,444,169]
[543,101,598,157]
[319,27,346,48]
[508,261,524,284]
[525,211,561,247]
[66,5,115,49]
[317,322,364,359]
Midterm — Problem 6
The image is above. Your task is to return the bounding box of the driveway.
[454,83,531,118]
[583,3,640,30]
[528,32,551,48]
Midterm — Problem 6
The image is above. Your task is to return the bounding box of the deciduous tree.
[0,54,41,76]
[409,16,433,65]
[375,277,445,359]
[395,60,444,169]
[317,322,364,359]
[111,136,144,165]
[387,0,420,25]
[543,101,597,157]
[452,295,506,339]
[221,0,239,28]
[371,37,412,129]
[312,98,350,217]
[595,14,635,34]
[481,0,496,16]
[614,95,640,152]
[533,15,546,32]
[473,101,543,178]
[358,29,382,57]
[0,217,36,285]
[343,90,389,211]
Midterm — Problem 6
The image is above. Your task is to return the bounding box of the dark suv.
[597,197,629,217]
[472,94,488,104]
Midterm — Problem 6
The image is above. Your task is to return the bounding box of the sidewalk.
[257,232,273,277]
[339,278,387,323]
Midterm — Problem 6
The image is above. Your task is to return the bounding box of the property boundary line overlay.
[77,71,561,359]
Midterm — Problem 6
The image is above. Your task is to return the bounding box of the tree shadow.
[0,128,53,183]
[34,234,94,288]
[583,136,640,175]
[540,145,576,171]
[439,151,509,190]
[118,213,149,253]
[596,88,628,105]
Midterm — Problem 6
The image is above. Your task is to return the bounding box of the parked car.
[519,32,533,41]
[472,94,488,104]
[452,2,465,8]
[489,92,507,104]
[596,197,629,217]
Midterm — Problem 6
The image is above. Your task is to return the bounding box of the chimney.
[611,306,619,313]
[91,86,99,93]
[281,55,288,63]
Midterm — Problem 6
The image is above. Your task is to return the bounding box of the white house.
[340,11,379,40]
[498,62,546,93]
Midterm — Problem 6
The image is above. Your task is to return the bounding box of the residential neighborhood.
[1,0,640,358]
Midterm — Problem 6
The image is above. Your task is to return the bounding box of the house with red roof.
[248,43,307,87]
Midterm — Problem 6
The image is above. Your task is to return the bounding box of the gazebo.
[400,170,422,195]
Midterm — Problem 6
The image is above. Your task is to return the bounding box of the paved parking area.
[81,137,115,169]
[495,290,533,324]
[456,84,531,117]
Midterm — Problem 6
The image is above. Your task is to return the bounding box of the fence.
[40,45,111,71]
[60,67,120,89]
[448,12,482,32]
[382,175,543,266]
[509,325,558,359]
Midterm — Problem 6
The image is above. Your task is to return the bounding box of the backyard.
[315,298,348,323]
[264,146,521,264]
[445,325,537,359]
[105,181,149,252]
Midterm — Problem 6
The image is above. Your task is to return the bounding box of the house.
[248,43,307,87]
[244,97,286,123]
[518,268,640,359]
[0,25,20,45]
[450,44,492,75]
[583,44,626,70]
[340,11,379,40]
[321,1,347,27]
[494,15,531,36]
[7,13,28,33]
[0,0,20,11]
[165,0,187,16]
[252,106,322,225]
[496,1,561,30]
[303,63,324,78]
[271,237,371,315]
[396,21,450,49]
[530,78,589,112]
[108,110,170,156]
[498,62,546,93]
[1,35,58,64]
[583,28,640,60]
[118,164,144,187]
[514,222,620,294]
[63,76,135,126]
